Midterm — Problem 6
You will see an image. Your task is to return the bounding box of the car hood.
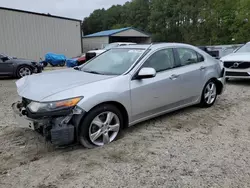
[220,52,250,62]
[16,68,115,101]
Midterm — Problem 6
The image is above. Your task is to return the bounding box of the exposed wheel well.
[86,101,129,128]
[210,77,223,95]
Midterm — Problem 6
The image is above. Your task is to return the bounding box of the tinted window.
[197,52,204,62]
[143,49,175,72]
[176,48,203,66]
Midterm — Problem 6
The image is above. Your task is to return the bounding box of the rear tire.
[79,104,123,148]
[200,79,217,108]
[59,61,65,67]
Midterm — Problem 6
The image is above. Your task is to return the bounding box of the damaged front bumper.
[12,101,84,146]
[12,102,37,130]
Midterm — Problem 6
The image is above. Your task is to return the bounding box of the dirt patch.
[0,79,250,188]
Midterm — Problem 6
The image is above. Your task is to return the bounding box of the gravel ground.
[0,78,250,188]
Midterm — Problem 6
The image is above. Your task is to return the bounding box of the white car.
[220,42,250,79]
[86,42,136,61]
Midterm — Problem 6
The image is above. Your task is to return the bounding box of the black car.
[0,53,43,78]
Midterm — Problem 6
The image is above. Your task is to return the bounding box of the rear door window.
[175,48,203,66]
[143,48,175,72]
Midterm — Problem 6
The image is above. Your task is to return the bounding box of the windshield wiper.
[83,70,103,75]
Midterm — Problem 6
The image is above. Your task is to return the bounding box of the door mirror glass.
[137,67,156,79]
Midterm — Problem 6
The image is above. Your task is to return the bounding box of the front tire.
[79,104,123,148]
[16,65,32,78]
[200,80,217,108]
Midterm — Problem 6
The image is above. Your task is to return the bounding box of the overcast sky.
[0,0,129,20]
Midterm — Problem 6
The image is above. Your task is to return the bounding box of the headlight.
[28,97,82,113]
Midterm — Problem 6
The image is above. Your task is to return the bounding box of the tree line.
[82,0,250,45]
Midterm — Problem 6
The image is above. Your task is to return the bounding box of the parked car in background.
[220,47,238,58]
[66,53,86,67]
[12,43,225,148]
[85,42,136,61]
[0,53,42,78]
[77,54,86,65]
[220,42,250,80]
[198,46,220,59]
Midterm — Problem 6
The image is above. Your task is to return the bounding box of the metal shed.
[82,27,151,52]
[0,7,82,60]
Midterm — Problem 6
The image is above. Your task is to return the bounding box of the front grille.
[224,61,250,69]
[22,98,32,108]
[226,71,250,77]
[85,52,96,61]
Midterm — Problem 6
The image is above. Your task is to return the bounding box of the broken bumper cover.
[12,101,84,146]
[12,102,36,130]
[217,77,226,94]
[216,68,226,94]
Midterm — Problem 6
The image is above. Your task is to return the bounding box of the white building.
[0,7,82,60]
[82,27,151,52]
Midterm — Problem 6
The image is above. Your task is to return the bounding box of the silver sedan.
[12,43,225,148]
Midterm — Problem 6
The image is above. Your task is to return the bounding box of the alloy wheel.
[89,111,120,146]
[19,67,31,77]
[204,82,217,104]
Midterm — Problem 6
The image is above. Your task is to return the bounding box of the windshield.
[81,48,144,75]
[235,43,250,53]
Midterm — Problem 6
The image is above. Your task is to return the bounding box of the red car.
[76,54,86,66]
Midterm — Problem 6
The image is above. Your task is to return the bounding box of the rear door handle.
[200,66,206,70]
[169,74,179,80]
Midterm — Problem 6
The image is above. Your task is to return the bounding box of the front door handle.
[200,66,206,70]
[169,74,179,80]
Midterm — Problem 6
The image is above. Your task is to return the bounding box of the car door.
[0,55,14,75]
[130,48,184,122]
[173,48,206,103]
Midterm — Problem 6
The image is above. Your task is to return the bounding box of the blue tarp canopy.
[45,53,66,66]
[66,58,78,67]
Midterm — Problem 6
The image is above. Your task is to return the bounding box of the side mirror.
[137,67,156,79]
[1,57,9,61]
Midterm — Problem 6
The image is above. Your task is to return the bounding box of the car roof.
[116,43,197,50]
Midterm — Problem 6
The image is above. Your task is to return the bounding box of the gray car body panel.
[0,57,38,76]
[16,43,224,126]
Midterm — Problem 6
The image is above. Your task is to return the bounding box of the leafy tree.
[82,0,250,45]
